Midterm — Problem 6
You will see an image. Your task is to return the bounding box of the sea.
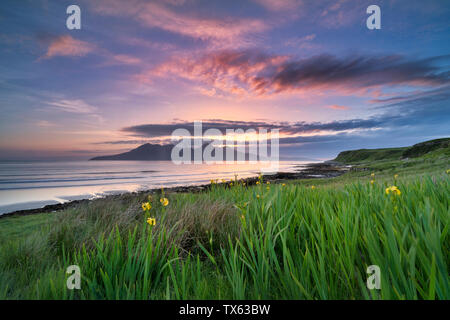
[0,160,314,215]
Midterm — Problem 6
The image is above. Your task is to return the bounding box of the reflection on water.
[0,160,312,214]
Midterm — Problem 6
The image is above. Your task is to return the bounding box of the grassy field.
[0,144,448,300]
[334,138,450,163]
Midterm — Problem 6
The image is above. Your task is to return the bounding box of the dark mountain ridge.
[90,143,254,161]
[91,144,173,161]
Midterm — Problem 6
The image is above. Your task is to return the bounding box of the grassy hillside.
[402,138,450,159]
[0,149,448,300]
[334,138,450,164]
[334,147,406,163]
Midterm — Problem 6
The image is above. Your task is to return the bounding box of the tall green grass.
[0,173,448,299]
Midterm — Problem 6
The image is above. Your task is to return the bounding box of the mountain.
[334,138,450,163]
[90,143,252,161]
[90,144,173,161]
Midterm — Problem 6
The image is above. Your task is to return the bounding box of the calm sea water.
[0,160,312,215]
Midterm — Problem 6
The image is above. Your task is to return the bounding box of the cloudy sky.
[0,0,449,160]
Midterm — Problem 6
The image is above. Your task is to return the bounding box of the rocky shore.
[0,162,351,219]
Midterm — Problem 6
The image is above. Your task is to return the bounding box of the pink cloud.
[41,35,141,66]
[327,105,350,110]
[285,34,318,50]
[252,0,303,11]
[46,99,98,114]
[137,50,289,96]
[90,0,269,45]
[318,0,365,28]
[107,54,142,65]
[43,35,95,59]
[135,50,447,98]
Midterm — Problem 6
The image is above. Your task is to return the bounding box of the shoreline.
[0,161,350,219]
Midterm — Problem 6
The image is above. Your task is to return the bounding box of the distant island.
[90,143,266,161]
[90,143,173,161]
[90,143,247,161]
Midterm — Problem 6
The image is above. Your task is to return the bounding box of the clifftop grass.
[334,137,450,164]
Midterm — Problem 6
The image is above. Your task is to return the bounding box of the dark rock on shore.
[0,200,89,219]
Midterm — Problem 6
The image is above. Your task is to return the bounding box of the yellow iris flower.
[146,217,156,226]
[385,186,401,196]
[160,198,169,206]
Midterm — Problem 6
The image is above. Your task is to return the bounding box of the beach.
[0,161,350,218]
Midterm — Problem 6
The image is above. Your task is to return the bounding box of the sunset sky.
[0,0,449,160]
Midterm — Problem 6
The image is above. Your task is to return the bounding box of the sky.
[0,0,449,160]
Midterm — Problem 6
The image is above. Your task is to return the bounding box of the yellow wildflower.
[394,174,398,179]
[370,180,375,185]
[266,186,270,191]
[282,183,286,187]
[229,182,233,187]
[446,169,450,174]
[142,202,151,211]
[221,179,227,183]
[146,217,156,226]
[266,181,270,185]
[371,173,375,177]
[385,186,401,196]
[256,194,260,199]
[311,186,316,189]
[160,198,169,206]
[256,181,260,185]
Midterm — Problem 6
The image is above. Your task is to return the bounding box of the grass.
[0,152,448,300]
[334,147,407,163]
[334,137,450,163]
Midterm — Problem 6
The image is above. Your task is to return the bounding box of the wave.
[0,170,158,178]
[0,176,148,185]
